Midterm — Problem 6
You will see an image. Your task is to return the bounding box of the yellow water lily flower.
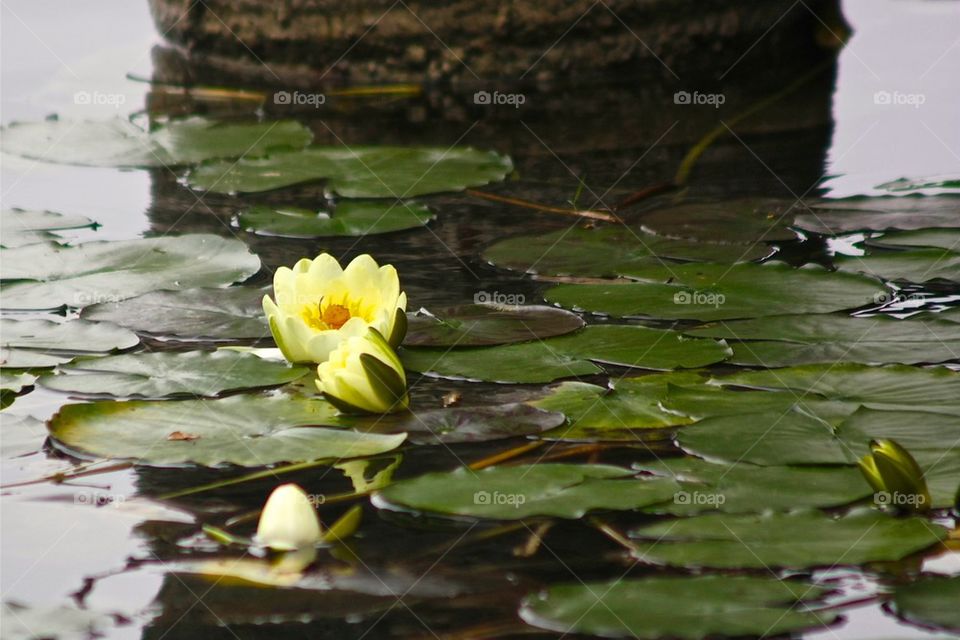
[256,483,323,550]
[858,438,931,513]
[316,328,409,414]
[263,253,407,364]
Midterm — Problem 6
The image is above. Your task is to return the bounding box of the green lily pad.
[187,146,513,197]
[892,576,960,632]
[237,200,434,238]
[401,325,730,383]
[1,601,114,640]
[545,262,885,321]
[661,385,859,425]
[48,395,406,467]
[1,372,37,394]
[40,350,308,398]
[482,226,770,278]
[867,228,960,251]
[375,463,679,520]
[0,117,312,167]
[405,304,584,347]
[530,372,706,439]
[629,509,947,569]
[638,198,801,243]
[1,318,139,370]
[0,414,47,457]
[686,314,960,366]
[637,457,872,514]
[798,197,960,233]
[1,234,261,310]
[520,575,836,640]
[834,249,960,283]
[1,208,97,248]
[82,287,269,341]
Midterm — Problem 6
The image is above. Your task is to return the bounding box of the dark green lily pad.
[0,117,312,167]
[798,197,960,233]
[834,249,960,283]
[1,319,139,370]
[401,325,730,383]
[686,314,960,366]
[629,509,947,569]
[545,262,885,321]
[237,200,434,238]
[1,235,261,310]
[482,226,770,278]
[48,395,406,467]
[661,385,859,425]
[638,198,801,243]
[353,403,566,444]
[187,146,513,197]
[40,350,308,398]
[637,457,872,514]
[82,287,269,341]
[520,575,836,640]
[375,464,678,520]
[1,208,97,248]
[405,304,584,347]
[892,576,960,632]
[867,228,960,251]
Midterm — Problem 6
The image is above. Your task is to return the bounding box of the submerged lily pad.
[405,304,584,347]
[40,350,308,398]
[834,249,960,283]
[49,395,406,466]
[638,198,801,243]
[188,146,513,197]
[482,226,770,278]
[545,262,885,321]
[637,457,872,514]
[686,314,960,366]
[401,325,730,383]
[1,235,261,310]
[892,576,960,632]
[629,509,947,569]
[798,197,960,233]
[82,287,269,341]
[0,117,312,167]
[375,464,678,519]
[520,575,836,639]
[1,208,97,248]
[1,318,139,369]
[237,201,434,238]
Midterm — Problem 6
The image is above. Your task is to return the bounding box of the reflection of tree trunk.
[147,0,845,87]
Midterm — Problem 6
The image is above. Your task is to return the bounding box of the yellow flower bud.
[256,484,322,551]
[262,253,407,364]
[316,328,409,414]
[858,439,931,513]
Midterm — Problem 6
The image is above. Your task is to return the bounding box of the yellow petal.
[256,484,322,551]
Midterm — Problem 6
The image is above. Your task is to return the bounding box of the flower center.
[321,303,351,330]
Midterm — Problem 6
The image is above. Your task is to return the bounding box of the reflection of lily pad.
[237,201,434,238]
[892,576,960,632]
[833,249,960,283]
[82,287,269,341]
[405,304,584,347]
[40,351,308,398]
[1,235,261,310]
[1,208,97,248]
[639,198,801,243]
[686,314,960,366]
[49,395,406,466]
[545,262,884,321]
[1,318,139,369]
[482,226,770,278]
[401,325,731,383]
[798,197,960,233]
[188,146,513,197]
[629,509,947,569]
[375,464,678,520]
[0,117,312,167]
[521,575,835,640]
